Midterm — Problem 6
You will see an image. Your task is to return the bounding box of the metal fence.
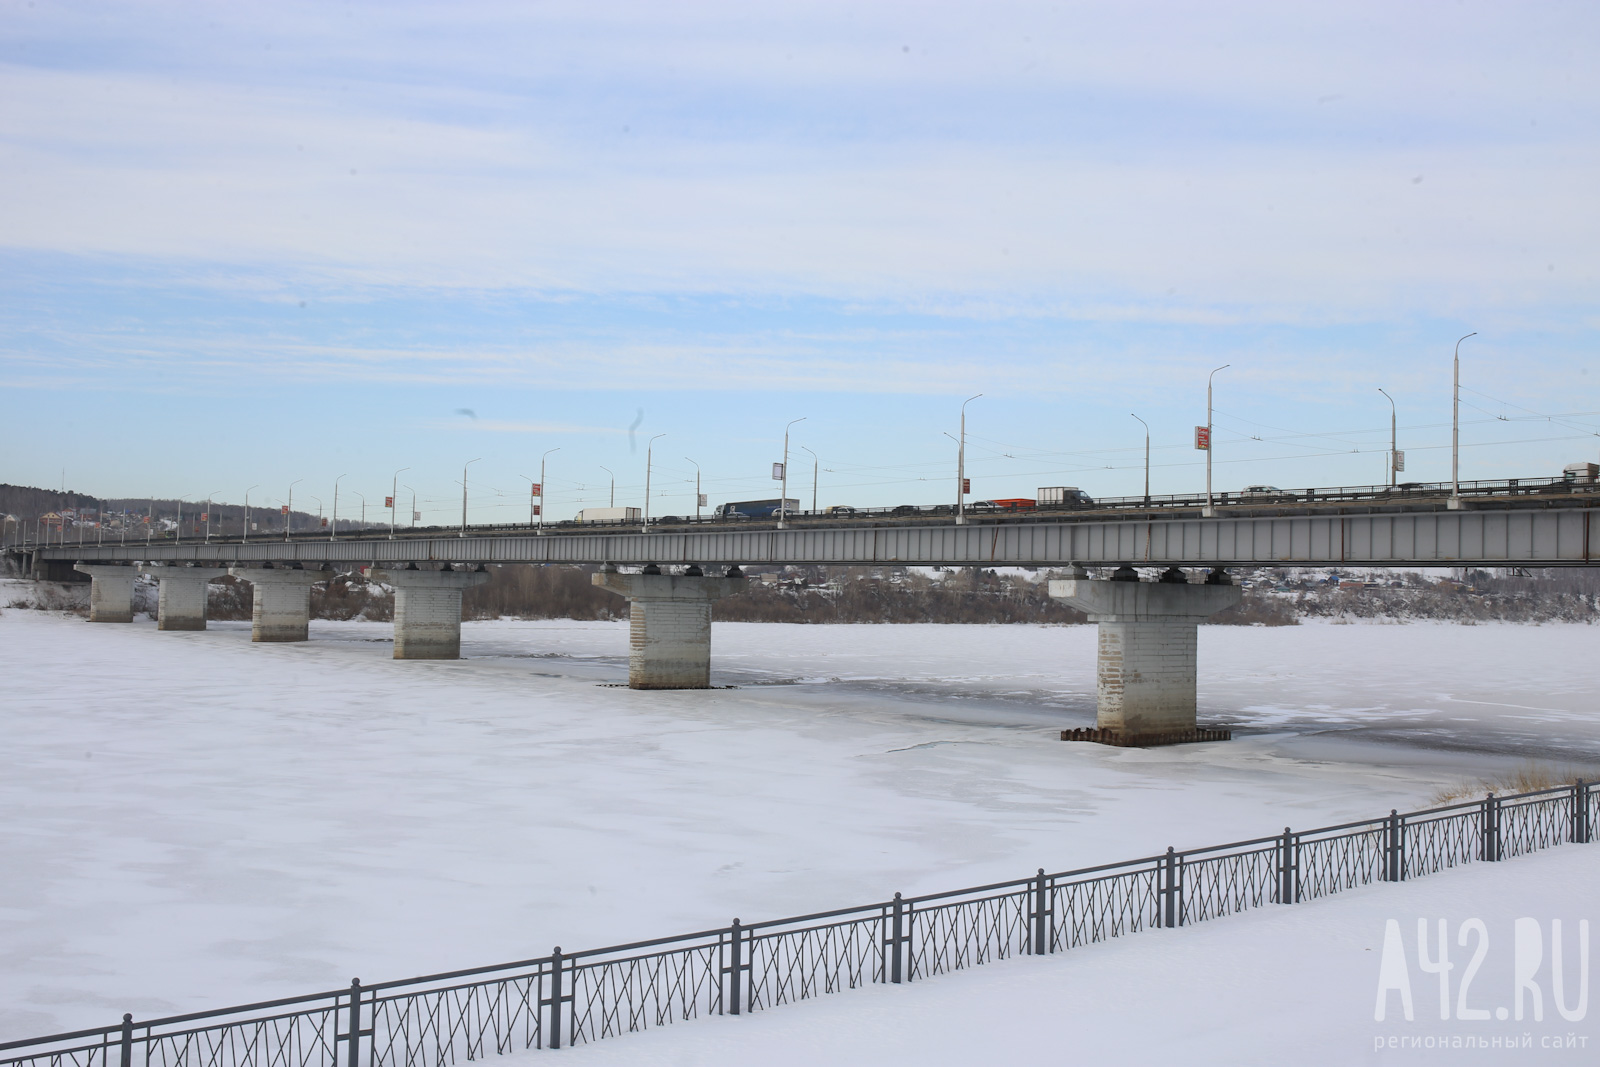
[5,781,1592,1064]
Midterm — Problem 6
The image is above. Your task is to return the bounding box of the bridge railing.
[3,780,1591,1062]
[13,474,1600,553]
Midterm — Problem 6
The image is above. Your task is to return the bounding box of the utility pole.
[957,394,981,525]
[461,459,480,537]
[244,485,258,543]
[332,474,347,541]
[599,466,615,508]
[1204,365,1230,516]
[800,446,818,513]
[779,417,806,528]
[643,434,666,528]
[685,458,701,520]
[390,467,409,539]
[1378,388,1397,488]
[539,448,559,532]
[1451,333,1476,509]
[285,479,302,541]
[356,493,366,530]
[1131,413,1150,502]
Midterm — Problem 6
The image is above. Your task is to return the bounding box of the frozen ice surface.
[2,608,1597,1042]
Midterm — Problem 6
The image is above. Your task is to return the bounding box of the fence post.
[1478,790,1491,863]
[728,920,743,1016]
[346,980,362,1067]
[1385,810,1400,883]
[1576,781,1591,845]
[1032,869,1048,955]
[1275,828,1291,903]
[119,1014,132,1067]
[1162,847,1178,928]
[890,894,904,984]
[546,947,564,1049]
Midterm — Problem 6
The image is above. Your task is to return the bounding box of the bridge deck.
[16,494,1599,569]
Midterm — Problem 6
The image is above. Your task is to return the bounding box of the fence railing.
[5,781,1592,1064]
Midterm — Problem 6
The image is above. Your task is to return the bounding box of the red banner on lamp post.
[1194,426,1211,451]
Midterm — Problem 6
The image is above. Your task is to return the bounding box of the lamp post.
[356,493,367,531]
[243,485,258,542]
[800,446,818,513]
[285,479,302,541]
[1451,332,1476,508]
[1204,365,1230,516]
[779,417,806,528]
[310,496,323,535]
[685,457,701,520]
[1131,413,1150,502]
[1377,388,1397,488]
[204,491,221,543]
[403,484,416,528]
[643,434,666,528]
[460,459,480,537]
[539,448,559,532]
[332,474,347,541]
[599,466,615,508]
[390,467,409,539]
[956,394,981,525]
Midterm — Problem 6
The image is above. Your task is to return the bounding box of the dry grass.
[1430,762,1600,806]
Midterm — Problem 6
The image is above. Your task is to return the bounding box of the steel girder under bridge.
[21,504,1600,569]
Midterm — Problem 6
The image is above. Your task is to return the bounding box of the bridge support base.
[141,565,229,630]
[230,565,326,642]
[371,566,490,659]
[74,564,136,623]
[1049,570,1241,745]
[592,567,747,689]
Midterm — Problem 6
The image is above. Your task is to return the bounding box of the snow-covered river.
[3,607,1596,1039]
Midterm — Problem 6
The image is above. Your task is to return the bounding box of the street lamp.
[461,459,481,537]
[539,448,559,532]
[957,394,981,525]
[285,479,302,541]
[800,446,818,513]
[779,417,806,528]
[204,491,221,543]
[332,474,347,541]
[1204,365,1230,516]
[1131,414,1150,503]
[685,457,701,521]
[643,434,666,528]
[310,496,324,535]
[1377,388,1397,488]
[1451,332,1476,508]
[599,466,615,508]
[243,485,259,542]
[403,484,417,528]
[390,467,410,539]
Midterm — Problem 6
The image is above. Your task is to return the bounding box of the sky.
[2,1,1598,523]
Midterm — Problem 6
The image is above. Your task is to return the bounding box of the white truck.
[574,507,641,523]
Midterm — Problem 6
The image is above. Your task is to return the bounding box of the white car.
[1240,484,1286,500]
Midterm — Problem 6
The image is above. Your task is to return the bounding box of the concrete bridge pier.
[1049,565,1241,745]
[229,565,327,642]
[140,564,230,630]
[74,563,136,622]
[370,565,490,659]
[592,564,748,689]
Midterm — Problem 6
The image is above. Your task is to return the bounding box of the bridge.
[10,478,1598,747]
